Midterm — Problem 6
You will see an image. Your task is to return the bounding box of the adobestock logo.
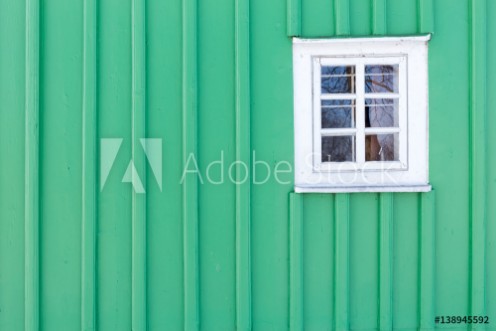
[100,138,162,194]
[179,151,293,186]
[100,139,293,193]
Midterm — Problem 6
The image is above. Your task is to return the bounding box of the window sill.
[295,184,432,193]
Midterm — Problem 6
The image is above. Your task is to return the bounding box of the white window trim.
[293,35,432,193]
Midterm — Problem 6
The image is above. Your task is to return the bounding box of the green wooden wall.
[0,0,494,330]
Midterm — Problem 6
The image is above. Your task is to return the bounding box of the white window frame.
[293,35,432,193]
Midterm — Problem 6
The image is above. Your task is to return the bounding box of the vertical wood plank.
[289,193,303,331]
[287,0,301,37]
[378,193,393,330]
[25,0,40,329]
[371,0,386,35]
[486,0,496,323]
[418,191,435,330]
[235,0,252,329]
[0,1,26,328]
[131,0,147,329]
[334,194,349,331]
[81,0,97,329]
[334,0,350,35]
[469,0,487,324]
[183,0,199,328]
[418,0,434,33]
[417,2,434,328]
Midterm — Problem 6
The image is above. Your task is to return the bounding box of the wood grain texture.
[25,0,40,329]
[81,0,97,329]
[289,193,303,331]
[235,0,252,328]
[183,0,199,328]
[379,193,393,330]
[419,191,436,330]
[469,0,487,324]
[131,0,147,329]
[372,0,387,35]
[287,0,301,36]
[334,0,350,35]
[334,194,350,331]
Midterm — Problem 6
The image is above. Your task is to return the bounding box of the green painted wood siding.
[0,0,494,330]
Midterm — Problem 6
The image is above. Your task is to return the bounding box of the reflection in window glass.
[365,98,399,128]
[322,136,355,162]
[365,65,398,93]
[321,66,356,94]
[321,100,356,129]
[365,133,399,161]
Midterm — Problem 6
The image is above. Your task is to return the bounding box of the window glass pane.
[321,66,356,94]
[365,133,399,161]
[365,98,399,128]
[321,100,355,128]
[365,65,398,93]
[322,136,355,162]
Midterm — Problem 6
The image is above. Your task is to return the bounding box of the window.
[293,35,431,192]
